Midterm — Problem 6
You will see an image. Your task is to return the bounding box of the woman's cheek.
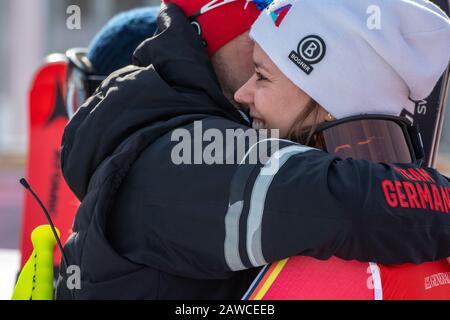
[269,99,292,136]
[254,91,269,118]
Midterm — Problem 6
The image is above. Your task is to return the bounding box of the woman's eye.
[256,71,267,82]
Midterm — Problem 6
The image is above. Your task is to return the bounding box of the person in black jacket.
[56,2,450,300]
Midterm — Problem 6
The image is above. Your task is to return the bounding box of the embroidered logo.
[270,4,292,27]
[289,35,326,75]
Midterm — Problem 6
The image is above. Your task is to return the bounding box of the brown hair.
[288,98,327,146]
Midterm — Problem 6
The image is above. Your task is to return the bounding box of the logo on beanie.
[270,4,292,27]
[289,35,326,75]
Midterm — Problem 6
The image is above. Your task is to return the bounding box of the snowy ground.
[0,166,24,300]
[0,249,19,300]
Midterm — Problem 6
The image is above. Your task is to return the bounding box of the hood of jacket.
[61,3,248,201]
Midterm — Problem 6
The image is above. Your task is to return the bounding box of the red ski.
[20,54,80,268]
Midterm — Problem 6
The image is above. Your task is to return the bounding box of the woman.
[235,0,450,299]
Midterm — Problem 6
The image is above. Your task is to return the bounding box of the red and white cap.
[162,0,261,55]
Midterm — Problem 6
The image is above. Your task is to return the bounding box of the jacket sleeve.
[225,142,450,271]
[119,136,450,280]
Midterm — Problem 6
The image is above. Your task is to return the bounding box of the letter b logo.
[298,35,326,64]
[304,42,318,58]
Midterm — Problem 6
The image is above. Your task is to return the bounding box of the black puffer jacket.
[56,4,450,300]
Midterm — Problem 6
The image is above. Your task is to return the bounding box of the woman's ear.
[317,106,334,123]
[325,112,334,122]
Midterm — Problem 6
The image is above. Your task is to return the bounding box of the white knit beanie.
[250,0,450,119]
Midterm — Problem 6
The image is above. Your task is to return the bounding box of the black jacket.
[56,5,450,300]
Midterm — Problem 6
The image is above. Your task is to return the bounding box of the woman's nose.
[234,74,255,108]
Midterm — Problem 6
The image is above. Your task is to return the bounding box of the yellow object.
[253,258,289,300]
[12,225,59,300]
